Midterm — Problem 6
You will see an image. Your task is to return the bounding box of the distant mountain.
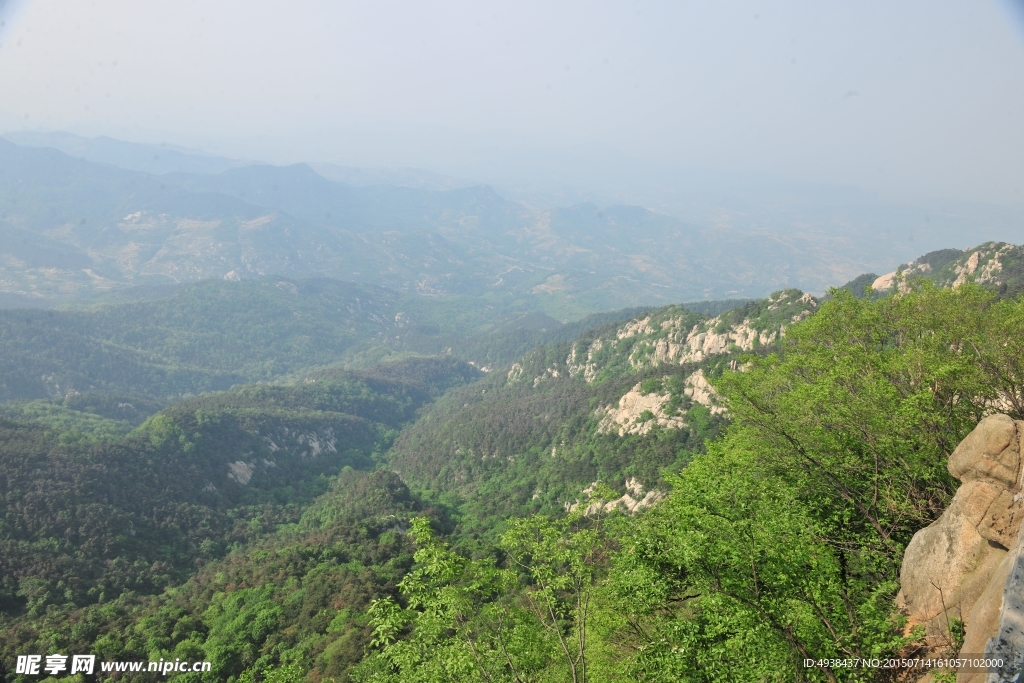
[6,135,1019,318]
[308,161,470,191]
[0,130,248,175]
[162,162,526,235]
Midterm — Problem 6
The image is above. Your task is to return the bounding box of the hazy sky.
[1,0,1023,205]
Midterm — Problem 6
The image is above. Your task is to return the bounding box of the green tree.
[358,504,614,683]
[609,285,1010,681]
[500,506,612,683]
[357,517,540,682]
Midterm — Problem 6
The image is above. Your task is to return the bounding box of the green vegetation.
[0,277,656,404]
[385,357,724,545]
[5,273,1024,682]
[0,399,135,444]
[0,278,457,400]
[8,134,1024,681]
[838,242,1024,302]
[0,357,478,679]
[2,469,428,683]
[606,285,1004,681]
[348,284,1024,682]
[355,510,617,683]
[0,286,812,682]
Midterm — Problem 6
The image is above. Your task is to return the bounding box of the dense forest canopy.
[1,263,1023,681]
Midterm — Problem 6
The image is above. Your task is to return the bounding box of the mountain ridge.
[3,134,989,317]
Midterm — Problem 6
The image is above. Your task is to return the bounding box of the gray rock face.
[897,414,1024,683]
[981,545,1024,683]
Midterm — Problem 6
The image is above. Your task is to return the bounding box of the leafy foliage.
[357,284,1024,683]
[387,361,724,545]
[357,506,616,683]
[0,470,428,683]
[0,358,476,629]
[7,280,1024,682]
[605,284,1020,681]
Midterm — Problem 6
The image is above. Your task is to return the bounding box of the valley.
[1,0,1019,677]
[2,134,1024,682]
[0,241,1021,681]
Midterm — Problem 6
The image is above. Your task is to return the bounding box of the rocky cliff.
[868,243,1024,298]
[899,414,1024,682]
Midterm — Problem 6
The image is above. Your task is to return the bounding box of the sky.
[1,0,1023,207]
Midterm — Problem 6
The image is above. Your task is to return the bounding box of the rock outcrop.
[564,290,818,381]
[597,382,686,436]
[898,414,1024,682]
[565,478,665,515]
[871,242,1018,294]
[684,368,728,416]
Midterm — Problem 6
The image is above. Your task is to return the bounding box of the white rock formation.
[507,363,524,383]
[952,244,1011,288]
[566,477,666,515]
[566,292,816,380]
[227,460,255,485]
[684,369,727,415]
[566,339,603,382]
[597,382,686,436]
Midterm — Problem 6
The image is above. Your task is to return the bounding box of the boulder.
[957,548,1015,683]
[948,414,1020,489]
[899,508,1007,641]
[897,414,1024,682]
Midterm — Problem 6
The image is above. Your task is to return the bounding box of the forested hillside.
[356,282,1024,682]
[0,284,822,682]
[842,241,1024,300]
[0,357,478,676]
[0,276,658,403]
[3,240,1024,682]
[382,290,817,541]
[2,468,432,683]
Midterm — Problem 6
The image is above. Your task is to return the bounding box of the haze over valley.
[2,131,1023,320]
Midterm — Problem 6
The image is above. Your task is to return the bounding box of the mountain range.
[5,132,1022,319]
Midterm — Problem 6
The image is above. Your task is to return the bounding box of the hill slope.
[843,241,1024,299]
[0,276,668,403]
[0,357,477,619]
[5,240,1024,682]
[385,289,817,539]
